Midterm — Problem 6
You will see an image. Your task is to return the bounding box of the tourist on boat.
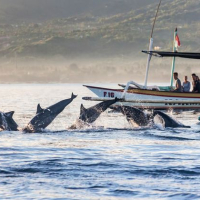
[182,76,191,92]
[196,76,200,93]
[191,74,200,93]
[192,73,196,89]
[172,72,181,92]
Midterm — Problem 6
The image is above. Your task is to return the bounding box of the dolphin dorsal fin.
[71,93,78,99]
[5,111,15,118]
[80,104,87,115]
[36,104,44,114]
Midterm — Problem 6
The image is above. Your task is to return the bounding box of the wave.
[0,169,12,174]
[142,132,196,141]
[119,168,200,178]
[110,189,139,196]
[168,193,200,199]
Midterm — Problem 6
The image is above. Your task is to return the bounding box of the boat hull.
[83,85,200,110]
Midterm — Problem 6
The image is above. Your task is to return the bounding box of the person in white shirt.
[182,76,191,92]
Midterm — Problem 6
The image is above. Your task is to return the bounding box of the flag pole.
[144,0,162,89]
[170,28,178,87]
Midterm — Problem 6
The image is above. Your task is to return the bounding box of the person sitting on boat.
[172,72,182,92]
[196,76,200,93]
[191,74,200,93]
[182,76,191,92]
[192,73,196,91]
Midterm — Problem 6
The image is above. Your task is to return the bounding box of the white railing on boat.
[121,81,160,100]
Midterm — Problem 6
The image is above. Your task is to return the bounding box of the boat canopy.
[142,51,200,59]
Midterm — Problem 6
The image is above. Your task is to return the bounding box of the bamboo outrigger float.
[82,0,200,111]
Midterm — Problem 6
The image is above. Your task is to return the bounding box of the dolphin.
[112,106,190,128]
[0,111,18,131]
[111,106,150,127]
[24,93,77,133]
[153,110,190,128]
[70,98,119,129]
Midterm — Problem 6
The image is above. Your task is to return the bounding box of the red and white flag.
[175,34,181,48]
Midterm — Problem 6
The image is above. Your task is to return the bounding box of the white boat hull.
[83,85,200,110]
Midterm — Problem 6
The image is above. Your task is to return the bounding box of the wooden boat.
[83,84,200,110]
[82,1,200,110]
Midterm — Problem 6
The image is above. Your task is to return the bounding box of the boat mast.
[144,0,162,89]
[170,27,178,87]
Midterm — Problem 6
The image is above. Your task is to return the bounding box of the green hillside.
[0,0,156,23]
[0,0,200,58]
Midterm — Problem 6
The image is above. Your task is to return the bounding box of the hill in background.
[0,0,199,58]
[0,0,156,23]
[0,0,200,83]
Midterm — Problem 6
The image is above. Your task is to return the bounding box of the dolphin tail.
[71,93,78,100]
[5,111,15,118]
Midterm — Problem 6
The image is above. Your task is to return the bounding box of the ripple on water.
[0,84,200,199]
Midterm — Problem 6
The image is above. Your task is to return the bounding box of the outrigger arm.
[82,96,200,105]
[121,81,145,99]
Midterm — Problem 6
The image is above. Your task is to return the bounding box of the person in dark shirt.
[172,72,182,92]
[196,76,200,93]
[191,74,200,93]
[192,73,197,92]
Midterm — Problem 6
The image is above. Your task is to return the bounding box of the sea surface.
[0,84,200,200]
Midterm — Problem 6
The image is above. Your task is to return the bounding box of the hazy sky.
[0,0,157,22]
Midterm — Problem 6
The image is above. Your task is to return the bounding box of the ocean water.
[0,84,200,200]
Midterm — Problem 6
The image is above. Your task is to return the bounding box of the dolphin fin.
[5,111,15,118]
[36,104,44,114]
[80,104,87,115]
[71,93,78,99]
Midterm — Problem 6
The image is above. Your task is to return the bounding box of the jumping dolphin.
[111,106,190,128]
[111,106,150,127]
[70,98,119,129]
[153,110,190,128]
[24,93,77,133]
[0,111,18,131]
